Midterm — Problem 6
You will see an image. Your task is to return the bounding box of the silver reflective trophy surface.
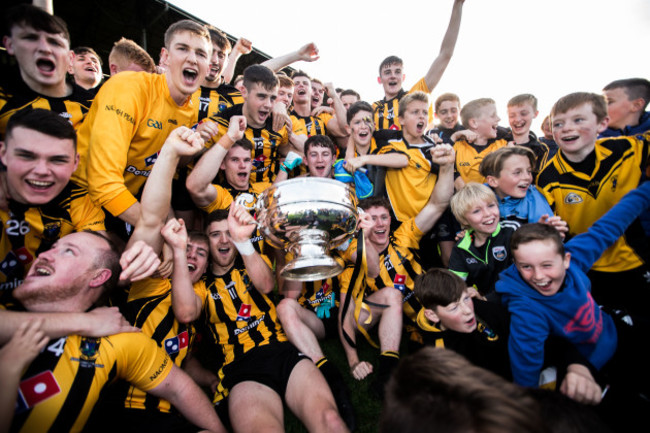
[255,178,359,281]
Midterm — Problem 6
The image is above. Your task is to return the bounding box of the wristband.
[232,239,255,256]
[280,162,290,173]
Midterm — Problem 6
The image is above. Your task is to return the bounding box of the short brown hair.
[207,26,231,53]
[508,94,538,111]
[398,91,429,118]
[5,4,69,42]
[510,223,565,257]
[479,146,536,178]
[551,92,607,123]
[109,37,155,73]
[414,268,467,309]
[164,20,210,48]
[435,92,460,112]
[460,98,495,127]
[278,75,294,89]
[358,196,390,213]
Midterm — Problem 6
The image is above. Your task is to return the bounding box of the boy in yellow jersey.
[2,228,225,433]
[71,19,211,228]
[338,144,455,397]
[0,109,104,298]
[0,5,93,138]
[452,98,508,188]
[373,0,465,131]
[537,92,650,317]
[187,206,348,432]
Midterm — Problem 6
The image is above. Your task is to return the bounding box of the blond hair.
[460,98,495,128]
[450,183,498,228]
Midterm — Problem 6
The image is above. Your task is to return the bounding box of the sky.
[171,0,650,133]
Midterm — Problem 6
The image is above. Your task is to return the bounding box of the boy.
[68,46,103,93]
[600,78,650,138]
[0,109,105,296]
[1,4,94,136]
[427,92,464,144]
[373,0,465,131]
[71,19,211,227]
[505,94,557,174]
[496,181,650,405]
[536,92,650,316]
[452,98,508,188]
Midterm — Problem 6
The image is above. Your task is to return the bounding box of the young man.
[71,19,211,227]
[373,0,465,131]
[340,89,360,110]
[3,230,226,433]
[199,65,289,185]
[0,109,105,296]
[68,46,103,93]
[536,93,650,317]
[108,37,156,75]
[191,206,348,432]
[338,144,455,396]
[1,4,94,137]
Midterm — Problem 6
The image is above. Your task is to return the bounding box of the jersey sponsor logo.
[236,304,252,321]
[145,151,160,166]
[147,118,163,130]
[14,247,34,266]
[0,252,19,277]
[168,119,178,125]
[16,371,61,413]
[234,313,265,335]
[393,274,407,294]
[149,356,169,382]
[458,162,470,166]
[0,277,23,291]
[252,154,266,168]
[126,165,152,177]
[105,105,135,125]
[211,292,222,300]
[59,111,72,120]
[564,193,583,204]
[164,330,189,355]
[465,258,478,264]
[492,246,507,262]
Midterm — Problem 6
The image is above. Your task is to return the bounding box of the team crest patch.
[492,246,507,262]
[236,304,252,321]
[42,222,62,241]
[610,175,618,191]
[564,193,583,204]
[80,337,100,362]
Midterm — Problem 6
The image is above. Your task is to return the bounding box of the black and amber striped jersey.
[191,84,243,123]
[209,105,289,184]
[340,218,425,331]
[375,135,439,222]
[195,256,286,367]
[0,181,105,294]
[372,78,432,131]
[290,110,328,137]
[536,133,650,272]
[453,139,508,184]
[10,332,172,433]
[105,278,199,413]
[0,79,93,138]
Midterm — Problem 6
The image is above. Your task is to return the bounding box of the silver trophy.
[255,178,359,281]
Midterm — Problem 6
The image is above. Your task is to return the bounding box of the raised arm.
[414,144,455,233]
[261,42,320,72]
[222,37,252,84]
[422,0,465,92]
[186,116,246,208]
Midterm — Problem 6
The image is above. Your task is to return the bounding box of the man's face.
[205,42,228,84]
[348,110,375,147]
[3,24,70,96]
[276,85,294,108]
[341,94,359,110]
[399,100,428,138]
[305,145,335,178]
[430,290,477,333]
[186,238,209,283]
[364,206,391,247]
[242,82,277,128]
[0,126,78,205]
[472,104,500,140]
[603,87,636,130]
[507,103,537,137]
[160,30,210,105]
[514,240,570,297]
[552,103,608,162]
[378,63,404,99]
[293,76,311,105]
[311,81,325,109]
[222,145,252,190]
[69,51,102,89]
[207,219,237,269]
[436,100,460,129]
[14,232,108,312]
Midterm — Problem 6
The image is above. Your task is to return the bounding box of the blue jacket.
[496,185,553,230]
[496,181,650,387]
[599,111,650,138]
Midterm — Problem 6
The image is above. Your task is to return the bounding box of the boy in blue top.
[496,181,650,394]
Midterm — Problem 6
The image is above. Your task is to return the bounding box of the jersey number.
[5,220,30,236]
[47,338,67,357]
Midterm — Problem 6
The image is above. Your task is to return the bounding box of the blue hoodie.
[496,184,553,230]
[496,181,650,387]
[599,111,650,138]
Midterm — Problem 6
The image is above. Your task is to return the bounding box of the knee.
[277,298,299,325]
[382,286,403,306]
[322,406,347,433]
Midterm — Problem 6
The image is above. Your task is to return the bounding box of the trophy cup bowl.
[255,178,359,281]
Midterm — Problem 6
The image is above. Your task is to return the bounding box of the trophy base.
[280,255,344,281]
